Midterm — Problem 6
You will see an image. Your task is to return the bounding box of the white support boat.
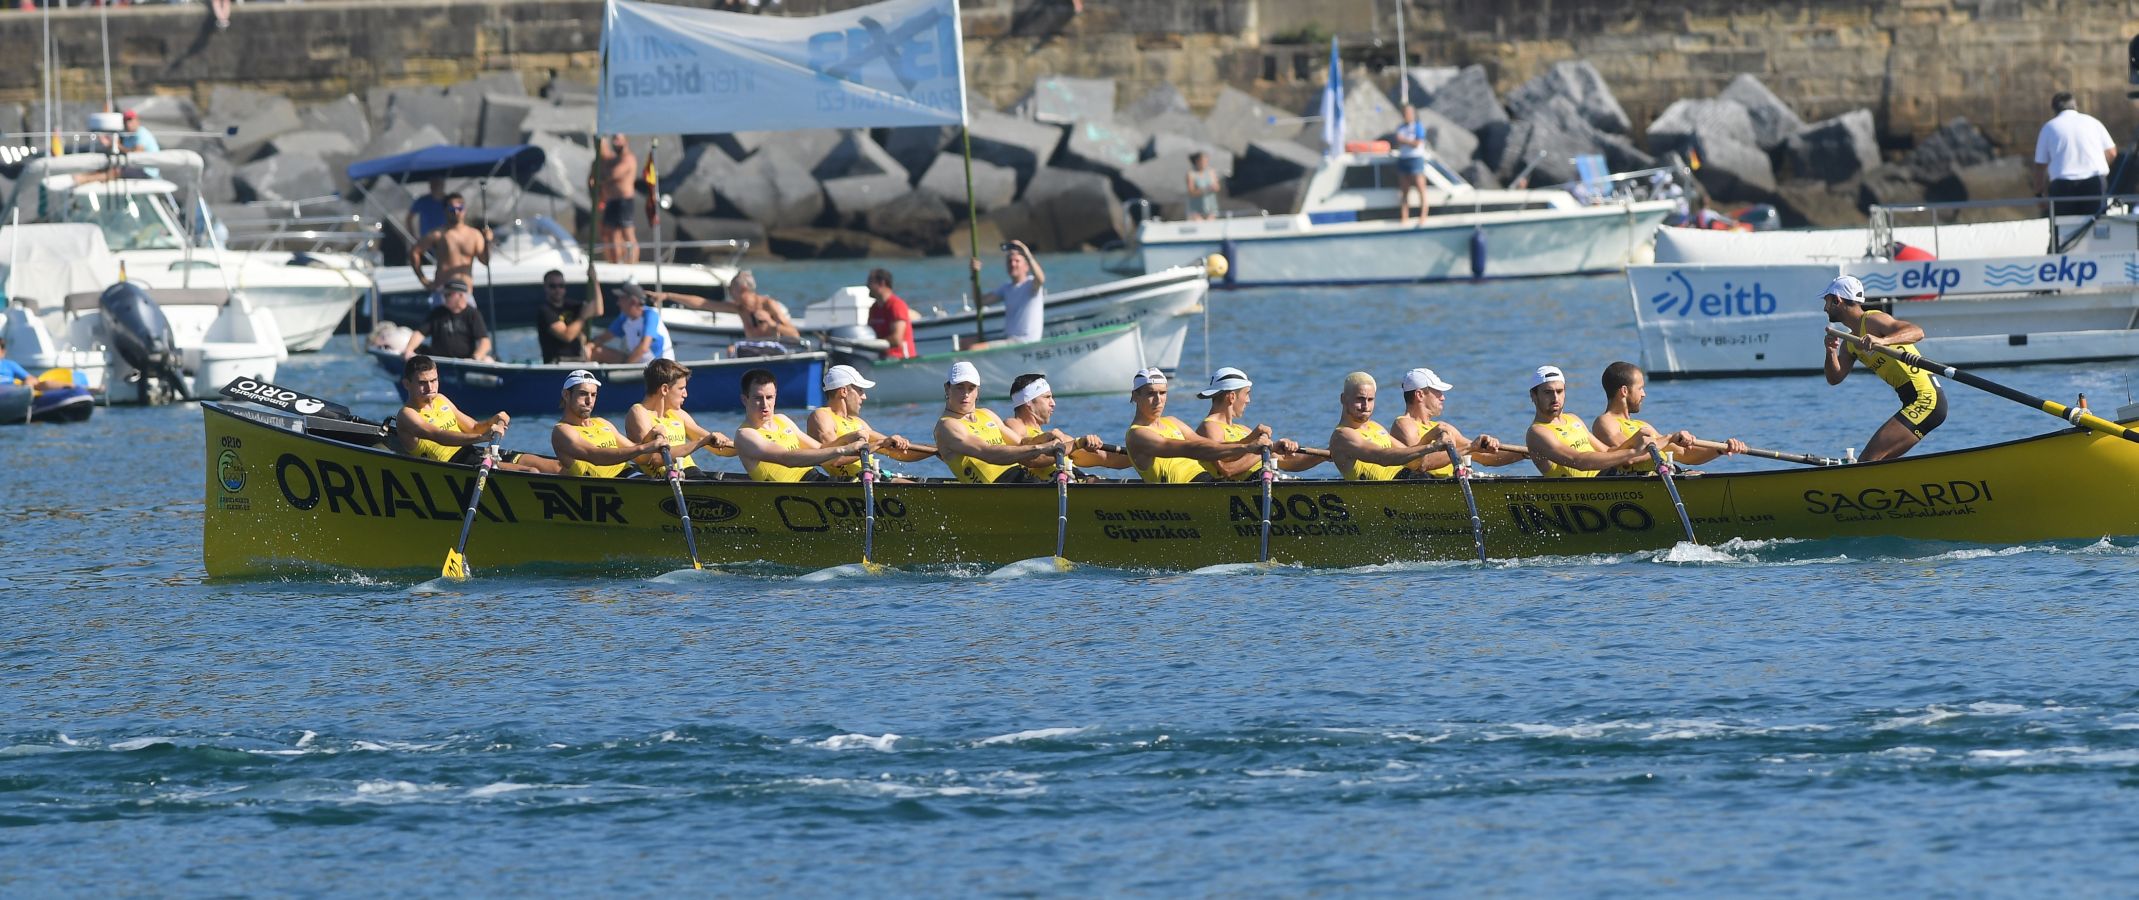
[854,321,1147,406]
[1,151,372,354]
[1117,151,1680,286]
[1628,201,2139,378]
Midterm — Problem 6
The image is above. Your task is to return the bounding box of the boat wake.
[985,556,1074,580]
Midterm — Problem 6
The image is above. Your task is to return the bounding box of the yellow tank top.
[1605,414,1657,474]
[1394,415,1455,478]
[408,395,462,462]
[1849,312,1938,397]
[1128,418,1208,483]
[744,414,814,482]
[1339,420,1406,481]
[820,409,868,479]
[564,418,629,478]
[1199,416,1263,481]
[1541,413,1601,478]
[632,407,700,478]
[939,409,1020,484]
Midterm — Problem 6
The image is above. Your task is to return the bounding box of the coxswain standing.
[1123,367,1274,484]
[1523,365,1658,477]
[1821,275,1946,461]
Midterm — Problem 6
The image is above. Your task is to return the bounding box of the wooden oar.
[1649,445,1697,545]
[858,445,886,573]
[1257,446,1275,562]
[1828,324,2139,444]
[1687,438,1838,467]
[1096,442,1331,460]
[662,444,703,571]
[1444,441,1488,564]
[442,443,499,580]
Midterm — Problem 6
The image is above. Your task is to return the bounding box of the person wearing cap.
[935,361,1073,484]
[807,364,934,480]
[1524,365,1660,477]
[1124,367,1271,484]
[1195,367,1320,480]
[393,354,559,473]
[1329,372,1460,480]
[1822,274,1945,461]
[590,283,674,364]
[409,191,492,308]
[552,369,673,478]
[625,358,735,480]
[1592,361,1746,473]
[401,279,494,361]
[734,368,873,482]
[1002,372,1129,474]
[968,240,1047,347]
[1388,367,1524,476]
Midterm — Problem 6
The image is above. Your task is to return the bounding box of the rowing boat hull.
[201,402,2139,578]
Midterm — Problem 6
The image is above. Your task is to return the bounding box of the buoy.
[1469,225,1487,279]
[1204,252,1229,280]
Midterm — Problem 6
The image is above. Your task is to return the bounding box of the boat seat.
[1572,154,1615,203]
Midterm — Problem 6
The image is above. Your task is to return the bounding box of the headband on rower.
[1011,377,1052,409]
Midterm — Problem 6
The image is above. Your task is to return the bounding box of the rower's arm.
[938,418,1063,465]
[735,427,863,467]
[885,441,937,463]
[1525,422,1648,474]
[1328,428,1434,467]
[401,328,427,359]
[1196,420,1262,478]
[396,407,493,452]
[553,424,663,466]
[1126,421,1264,462]
[1823,332,1854,384]
[624,406,657,443]
[1864,313,1925,347]
[648,289,711,310]
[1277,450,1326,473]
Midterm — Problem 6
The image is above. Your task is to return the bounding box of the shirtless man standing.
[408,193,492,308]
[671,271,801,343]
[596,135,640,264]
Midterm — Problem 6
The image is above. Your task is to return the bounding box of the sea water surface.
[8,257,2139,894]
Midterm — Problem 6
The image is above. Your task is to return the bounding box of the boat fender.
[1469,225,1487,279]
[1891,242,1938,301]
[1219,239,1237,289]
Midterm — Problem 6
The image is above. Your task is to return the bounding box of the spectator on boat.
[596,135,640,264]
[552,369,670,478]
[733,367,871,483]
[668,270,800,351]
[866,268,916,359]
[2033,91,2118,218]
[1590,361,1744,473]
[401,279,495,362]
[0,336,64,392]
[806,364,932,480]
[1392,105,1432,226]
[1522,365,1658,477]
[536,269,600,364]
[625,358,734,479]
[1822,275,1945,462]
[405,177,449,244]
[1388,366,1524,474]
[1185,151,1222,221]
[393,354,559,473]
[589,282,674,364]
[409,192,492,308]
[968,240,1046,347]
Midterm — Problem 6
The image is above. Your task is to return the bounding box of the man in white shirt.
[968,239,1046,347]
[2033,91,2119,218]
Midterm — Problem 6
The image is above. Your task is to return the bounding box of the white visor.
[945,360,980,385]
[823,364,877,391]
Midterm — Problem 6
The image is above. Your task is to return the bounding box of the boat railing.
[1867,194,2139,259]
[1541,161,1693,206]
[221,195,383,262]
[590,237,751,269]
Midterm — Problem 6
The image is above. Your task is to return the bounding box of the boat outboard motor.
[99,282,187,404]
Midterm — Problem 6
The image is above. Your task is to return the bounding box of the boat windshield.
[57,189,185,251]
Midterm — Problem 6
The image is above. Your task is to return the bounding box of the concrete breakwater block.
[1689,129,1778,202]
[1122,82,1192,125]
[1137,109,1215,147]
[1775,178,1865,228]
[1402,66,1508,134]
[208,87,302,163]
[1720,74,1806,151]
[1487,95,1605,187]
[992,168,1126,252]
[299,95,371,149]
[917,153,1018,216]
[864,190,956,251]
[672,216,770,259]
[715,152,825,230]
[235,152,334,204]
[767,226,918,260]
[1859,164,1927,210]
[527,132,595,211]
[815,130,910,183]
[964,112,1065,192]
[1786,109,1880,184]
[1507,60,1631,136]
[1023,75,1116,126]
[1296,75,1402,153]
[1907,118,1998,183]
[517,103,595,140]
[1121,153,1198,211]
[1644,98,1756,156]
[1232,138,1321,194]
[668,144,738,218]
[1204,86,1300,156]
[355,121,451,182]
[881,125,957,183]
[385,91,473,148]
[478,94,538,148]
[822,172,913,225]
[1144,133,1233,177]
[1057,118,1147,178]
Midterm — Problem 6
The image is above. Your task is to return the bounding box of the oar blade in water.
[650,565,725,584]
[440,549,469,581]
[986,556,1074,579]
[798,560,889,582]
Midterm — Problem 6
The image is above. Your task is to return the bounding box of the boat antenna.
[100,0,115,111]
[42,0,54,155]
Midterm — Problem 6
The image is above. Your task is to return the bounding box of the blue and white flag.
[1318,38,1343,158]
[598,0,967,135]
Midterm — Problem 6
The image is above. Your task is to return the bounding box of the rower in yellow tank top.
[1537,413,1602,478]
[1523,365,1657,477]
[819,409,869,478]
[1199,416,1264,480]
[1127,418,1210,483]
[1123,367,1270,484]
[744,414,816,482]
[1339,420,1409,481]
[940,409,1022,483]
[1329,372,1443,479]
[1850,311,1940,397]
[933,362,1066,483]
[1385,367,1526,477]
[1390,415,1455,477]
[632,409,700,478]
[409,394,465,462]
[1823,276,1947,462]
[1190,367,1320,479]
[553,369,670,479]
[564,418,631,477]
[805,365,931,480]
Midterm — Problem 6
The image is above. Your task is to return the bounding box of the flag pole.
[1394,0,1407,105]
[953,6,984,344]
[589,1,611,313]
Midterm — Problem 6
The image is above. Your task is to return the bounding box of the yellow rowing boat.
[202,401,2139,577]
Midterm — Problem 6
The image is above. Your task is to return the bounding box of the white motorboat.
[1116,150,1680,286]
[1,151,372,354]
[665,266,1210,375]
[1628,200,2139,378]
[848,321,1147,407]
[1,222,284,404]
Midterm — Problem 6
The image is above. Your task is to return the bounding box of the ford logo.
[659,495,741,523]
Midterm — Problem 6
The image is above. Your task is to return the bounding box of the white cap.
[562,369,601,392]
[1132,367,1168,390]
[1195,366,1252,398]
[1529,365,1565,390]
[823,364,876,391]
[1010,377,1053,409]
[1824,274,1865,302]
[945,360,980,385]
[1400,367,1452,392]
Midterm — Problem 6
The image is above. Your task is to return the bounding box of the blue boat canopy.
[345,144,547,183]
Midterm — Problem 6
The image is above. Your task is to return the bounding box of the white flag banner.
[598,0,967,135]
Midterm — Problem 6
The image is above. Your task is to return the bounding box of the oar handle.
[1827,324,2139,443]
[1688,438,1836,466]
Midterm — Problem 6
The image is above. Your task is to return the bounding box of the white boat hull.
[1136,202,1676,286]
[861,322,1148,406]
[116,249,370,354]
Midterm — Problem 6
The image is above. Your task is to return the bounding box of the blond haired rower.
[1387,367,1523,475]
[1328,371,1447,480]
[1123,367,1272,484]
[1523,365,1657,477]
[1193,366,1321,480]
[551,370,675,478]
[394,354,559,474]
[734,367,872,482]
[625,358,736,480]
[1591,361,1744,473]
[1002,372,1128,476]
[934,361,1070,483]
[806,364,936,480]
